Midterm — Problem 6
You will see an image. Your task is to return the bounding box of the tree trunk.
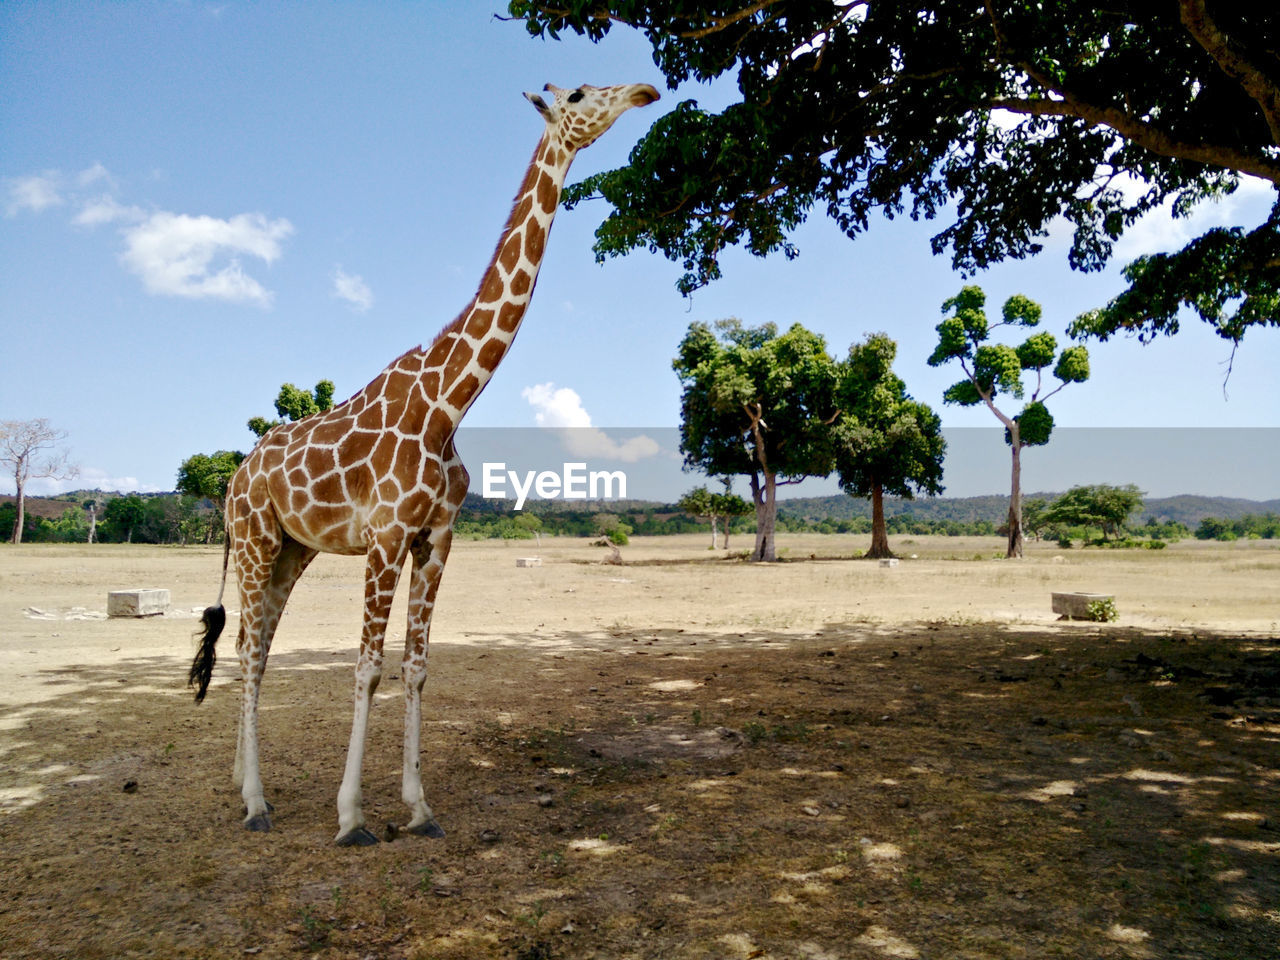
[721,521,730,550]
[751,471,778,562]
[11,479,25,544]
[709,516,719,549]
[867,482,893,559]
[1007,436,1025,559]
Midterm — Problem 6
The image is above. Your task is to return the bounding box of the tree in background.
[102,494,146,544]
[177,451,244,510]
[511,2,1279,347]
[176,450,245,542]
[833,333,946,559]
[928,286,1090,558]
[710,485,752,549]
[677,485,717,548]
[83,499,101,544]
[0,418,79,544]
[1044,484,1145,541]
[674,319,838,562]
[248,380,336,438]
[1021,498,1050,542]
[679,482,753,549]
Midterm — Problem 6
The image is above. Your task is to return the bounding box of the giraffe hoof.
[335,826,381,847]
[407,818,446,839]
[244,813,272,832]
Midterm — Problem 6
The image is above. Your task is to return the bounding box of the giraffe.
[189,81,660,847]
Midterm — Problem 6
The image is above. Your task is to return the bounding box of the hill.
[774,492,1280,527]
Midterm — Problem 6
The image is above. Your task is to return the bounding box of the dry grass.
[0,535,1277,959]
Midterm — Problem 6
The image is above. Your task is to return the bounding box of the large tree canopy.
[674,318,838,561]
[510,0,1280,344]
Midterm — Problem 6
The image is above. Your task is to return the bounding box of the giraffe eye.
[567,90,584,104]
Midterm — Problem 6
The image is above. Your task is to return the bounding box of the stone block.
[515,557,542,568]
[879,558,899,568]
[1051,591,1112,620]
[107,588,171,618]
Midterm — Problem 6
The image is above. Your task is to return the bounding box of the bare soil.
[1,535,1277,959]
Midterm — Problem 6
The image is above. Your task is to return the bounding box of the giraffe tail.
[189,536,230,704]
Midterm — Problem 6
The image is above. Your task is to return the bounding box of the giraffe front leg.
[334,537,404,847]
[400,528,452,839]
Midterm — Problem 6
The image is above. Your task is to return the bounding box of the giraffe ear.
[524,92,552,118]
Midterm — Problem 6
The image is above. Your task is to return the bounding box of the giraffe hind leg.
[235,536,317,833]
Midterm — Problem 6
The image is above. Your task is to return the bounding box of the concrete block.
[879,558,899,568]
[1052,591,1112,620]
[515,557,542,568]
[108,588,170,618]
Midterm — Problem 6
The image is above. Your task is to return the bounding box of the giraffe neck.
[427,131,575,426]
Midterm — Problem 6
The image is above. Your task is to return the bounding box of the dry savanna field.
[0,534,1277,960]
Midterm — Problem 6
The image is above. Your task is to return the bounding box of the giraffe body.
[191,82,659,845]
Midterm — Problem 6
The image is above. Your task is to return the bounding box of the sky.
[3,2,1278,503]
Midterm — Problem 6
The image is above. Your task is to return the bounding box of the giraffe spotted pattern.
[193,82,660,847]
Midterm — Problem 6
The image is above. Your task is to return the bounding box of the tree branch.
[1179,0,1280,146]
[987,94,1280,186]
[675,0,781,40]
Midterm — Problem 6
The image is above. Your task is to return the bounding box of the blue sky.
[3,2,1277,501]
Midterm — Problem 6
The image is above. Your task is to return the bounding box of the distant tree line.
[1195,514,1280,541]
[0,492,219,545]
[8,487,1272,549]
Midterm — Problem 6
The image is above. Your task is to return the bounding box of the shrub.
[1085,597,1118,622]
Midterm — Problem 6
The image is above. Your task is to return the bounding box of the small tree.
[248,379,336,438]
[0,418,79,544]
[102,494,146,544]
[928,286,1090,558]
[177,450,245,542]
[1021,498,1049,542]
[833,333,946,559]
[677,485,717,548]
[709,486,751,549]
[513,512,543,546]
[177,450,244,510]
[1044,484,1145,541]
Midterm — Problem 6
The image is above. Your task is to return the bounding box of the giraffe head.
[524,82,660,151]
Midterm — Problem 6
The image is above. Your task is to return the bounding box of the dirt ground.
[0,534,1277,960]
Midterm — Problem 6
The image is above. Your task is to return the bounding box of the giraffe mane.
[421,133,550,356]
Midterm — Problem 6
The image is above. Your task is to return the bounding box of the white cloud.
[14,468,163,497]
[76,163,113,188]
[1113,173,1276,261]
[5,172,64,216]
[521,382,661,463]
[74,195,146,227]
[523,382,593,429]
[7,164,294,306]
[120,211,294,305]
[333,266,374,312]
[1036,171,1277,261]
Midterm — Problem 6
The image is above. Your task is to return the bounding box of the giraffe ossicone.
[189,82,659,847]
